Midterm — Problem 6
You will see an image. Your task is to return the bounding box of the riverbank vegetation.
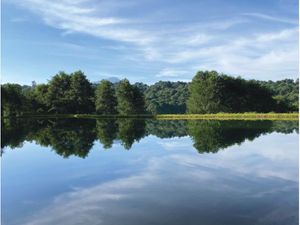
[13,113,298,121]
[1,70,298,117]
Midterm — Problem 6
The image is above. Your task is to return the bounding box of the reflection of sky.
[2,132,299,225]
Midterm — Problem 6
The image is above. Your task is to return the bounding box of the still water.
[1,118,299,225]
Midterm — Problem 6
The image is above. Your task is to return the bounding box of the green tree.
[187,71,222,113]
[69,71,94,113]
[187,71,280,113]
[46,71,94,114]
[132,85,145,114]
[259,78,299,111]
[95,80,117,114]
[144,81,188,114]
[47,72,72,113]
[29,84,50,113]
[116,79,145,115]
[1,84,25,117]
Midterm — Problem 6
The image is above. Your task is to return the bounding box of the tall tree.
[187,71,222,113]
[95,80,117,114]
[69,71,94,113]
[116,79,145,115]
[29,84,50,113]
[47,71,72,113]
[132,85,146,114]
[1,84,25,117]
[46,71,94,114]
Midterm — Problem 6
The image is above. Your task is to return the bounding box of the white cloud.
[242,12,298,25]
[9,0,299,80]
[155,68,190,78]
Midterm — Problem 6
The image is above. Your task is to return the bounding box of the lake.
[1,118,299,225]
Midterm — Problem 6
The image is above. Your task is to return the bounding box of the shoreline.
[4,113,299,121]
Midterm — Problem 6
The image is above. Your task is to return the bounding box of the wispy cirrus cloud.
[242,12,298,25]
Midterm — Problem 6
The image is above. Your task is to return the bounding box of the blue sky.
[2,0,299,84]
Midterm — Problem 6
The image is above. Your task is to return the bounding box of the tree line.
[2,118,298,157]
[1,70,298,116]
[1,71,145,117]
[187,71,297,113]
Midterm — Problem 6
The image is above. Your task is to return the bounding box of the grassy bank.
[155,113,299,120]
[12,112,299,120]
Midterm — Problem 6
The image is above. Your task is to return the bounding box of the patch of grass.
[155,113,299,121]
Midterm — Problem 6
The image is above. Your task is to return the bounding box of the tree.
[69,71,94,113]
[258,78,299,111]
[95,80,117,114]
[1,70,298,117]
[132,85,145,114]
[187,71,281,113]
[47,72,72,113]
[29,84,50,113]
[187,71,222,113]
[116,79,145,115]
[46,71,94,114]
[144,81,188,114]
[1,84,25,117]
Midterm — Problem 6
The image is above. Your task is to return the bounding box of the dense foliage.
[187,71,293,113]
[1,71,145,116]
[142,81,188,114]
[116,79,145,115]
[1,70,298,116]
[1,84,25,117]
[95,80,117,114]
[258,79,299,111]
[46,71,94,114]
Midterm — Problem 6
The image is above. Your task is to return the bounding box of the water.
[1,118,299,225]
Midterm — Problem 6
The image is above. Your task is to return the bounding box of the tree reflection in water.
[1,118,298,157]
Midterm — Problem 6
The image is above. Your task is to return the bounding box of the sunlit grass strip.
[155,113,299,121]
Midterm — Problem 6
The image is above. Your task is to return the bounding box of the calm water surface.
[1,118,299,225]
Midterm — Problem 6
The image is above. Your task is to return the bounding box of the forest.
[1,70,298,117]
